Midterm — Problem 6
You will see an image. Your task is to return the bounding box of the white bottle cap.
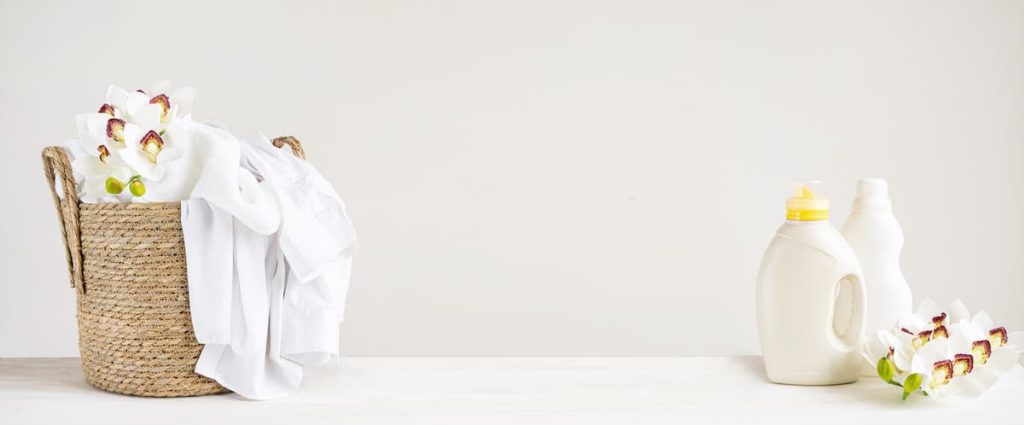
[857,178,888,199]
[853,178,892,212]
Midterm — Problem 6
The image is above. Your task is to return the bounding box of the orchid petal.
[916,298,943,318]
[1008,331,1024,348]
[148,164,166,181]
[123,124,145,148]
[132,104,163,130]
[947,326,973,352]
[72,156,119,199]
[77,113,109,141]
[106,85,129,112]
[125,91,151,116]
[863,334,888,365]
[946,374,986,399]
[949,299,971,323]
[163,123,189,148]
[72,156,107,178]
[118,148,162,181]
[1009,331,1024,342]
[170,86,196,116]
[898,315,930,333]
[62,138,88,162]
[985,349,1018,374]
[972,311,994,330]
[919,335,949,359]
[881,330,915,371]
[159,145,183,163]
[82,177,108,199]
[110,165,131,182]
[970,364,1001,388]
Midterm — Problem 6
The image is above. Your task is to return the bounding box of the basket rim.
[79,201,182,208]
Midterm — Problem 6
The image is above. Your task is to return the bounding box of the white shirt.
[180,125,356,399]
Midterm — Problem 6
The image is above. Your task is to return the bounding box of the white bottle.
[756,181,866,385]
[841,178,912,372]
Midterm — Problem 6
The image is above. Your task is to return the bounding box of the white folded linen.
[180,124,356,399]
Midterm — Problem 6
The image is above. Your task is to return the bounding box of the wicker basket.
[41,136,306,397]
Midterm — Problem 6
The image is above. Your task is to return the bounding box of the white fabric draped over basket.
[178,123,356,399]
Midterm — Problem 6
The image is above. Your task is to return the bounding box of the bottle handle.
[828,272,865,352]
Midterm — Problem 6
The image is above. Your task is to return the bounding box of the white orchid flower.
[91,94,123,120]
[71,143,133,200]
[954,307,1024,352]
[897,299,953,335]
[907,334,988,399]
[68,82,201,202]
[866,299,1024,401]
[865,329,915,373]
[77,111,130,149]
[108,81,196,127]
[118,122,188,181]
[947,301,1024,375]
[73,107,135,200]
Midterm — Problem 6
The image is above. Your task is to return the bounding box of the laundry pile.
[181,124,356,399]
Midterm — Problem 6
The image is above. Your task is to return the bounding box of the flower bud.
[876,357,895,382]
[129,180,146,197]
[902,373,922,400]
[105,177,125,194]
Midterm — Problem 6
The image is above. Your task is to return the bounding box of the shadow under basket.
[41,136,306,397]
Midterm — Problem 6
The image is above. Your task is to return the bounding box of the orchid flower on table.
[866,299,1024,401]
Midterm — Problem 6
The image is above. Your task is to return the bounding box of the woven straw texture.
[41,136,305,397]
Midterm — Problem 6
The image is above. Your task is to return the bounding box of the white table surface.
[2,357,1022,424]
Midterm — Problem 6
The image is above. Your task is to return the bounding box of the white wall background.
[1,0,1022,357]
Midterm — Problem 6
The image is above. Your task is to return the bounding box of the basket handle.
[41,146,85,294]
[42,136,305,295]
[272,136,306,160]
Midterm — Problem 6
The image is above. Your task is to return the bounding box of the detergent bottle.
[841,178,912,374]
[756,181,866,385]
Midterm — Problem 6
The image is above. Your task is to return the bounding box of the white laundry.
[179,124,356,400]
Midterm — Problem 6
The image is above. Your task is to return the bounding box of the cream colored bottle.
[756,182,867,385]
[841,178,912,375]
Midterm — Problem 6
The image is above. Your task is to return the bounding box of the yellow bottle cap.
[785,181,829,221]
